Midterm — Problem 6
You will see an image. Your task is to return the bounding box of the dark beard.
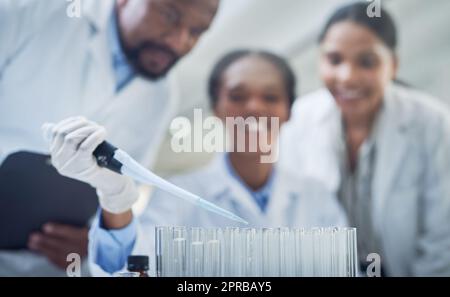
[124,41,180,81]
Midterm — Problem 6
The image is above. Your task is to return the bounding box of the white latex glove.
[42,116,138,214]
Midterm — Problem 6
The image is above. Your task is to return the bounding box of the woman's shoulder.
[392,84,450,120]
[388,84,450,149]
[289,88,338,128]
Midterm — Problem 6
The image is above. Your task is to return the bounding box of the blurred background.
[151,0,450,176]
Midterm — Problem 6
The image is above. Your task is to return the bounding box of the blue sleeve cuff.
[89,208,137,274]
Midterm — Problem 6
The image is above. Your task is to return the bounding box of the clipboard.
[0,152,98,250]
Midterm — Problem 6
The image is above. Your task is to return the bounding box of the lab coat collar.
[204,154,273,218]
[310,88,343,192]
[381,83,414,129]
[79,0,118,110]
[224,153,275,211]
[372,83,412,232]
[83,0,116,33]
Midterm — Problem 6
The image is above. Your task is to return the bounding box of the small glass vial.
[127,255,149,277]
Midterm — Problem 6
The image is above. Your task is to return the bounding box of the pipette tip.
[233,215,249,225]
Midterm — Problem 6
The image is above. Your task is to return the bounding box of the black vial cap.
[127,255,149,271]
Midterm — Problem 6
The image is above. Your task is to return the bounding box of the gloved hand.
[42,116,139,214]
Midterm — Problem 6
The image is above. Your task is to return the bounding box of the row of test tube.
[155,226,358,277]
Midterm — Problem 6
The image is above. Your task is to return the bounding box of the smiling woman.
[318,2,398,134]
[281,2,450,277]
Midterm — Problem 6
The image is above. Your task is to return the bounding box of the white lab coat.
[89,154,348,276]
[280,84,450,276]
[0,0,176,276]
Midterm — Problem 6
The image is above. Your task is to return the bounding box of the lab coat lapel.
[229,179,264,222]
[372,86,411,234]
[93,77,159,122]
[315,92,343,193]
[264,169,293,226]
[80,0,116,115]
[207,155,266,221]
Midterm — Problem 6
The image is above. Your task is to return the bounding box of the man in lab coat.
[0,0,219,276]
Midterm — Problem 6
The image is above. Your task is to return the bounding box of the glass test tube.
[155,226,357,277]
[262,228,280,277]
[204,228,221,277]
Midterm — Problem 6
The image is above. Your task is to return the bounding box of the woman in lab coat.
[281,3,450,276]
[84,50,347,275]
